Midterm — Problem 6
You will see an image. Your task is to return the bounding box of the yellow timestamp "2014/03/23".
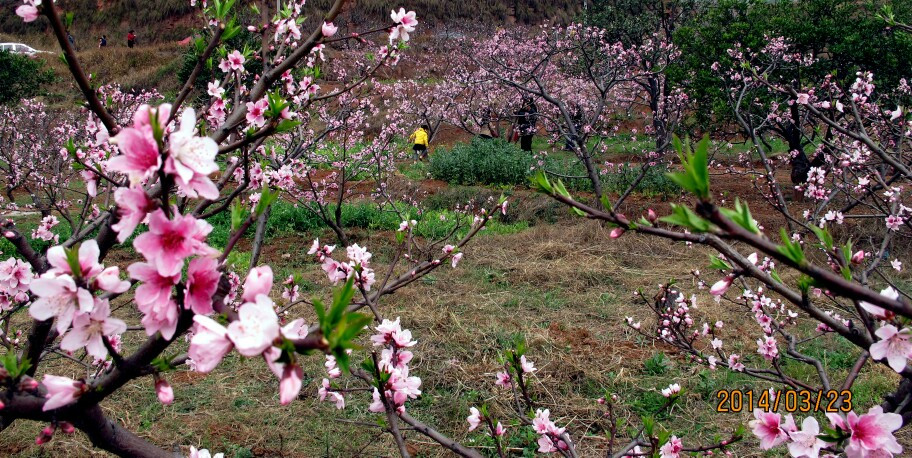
[715,389,852,413]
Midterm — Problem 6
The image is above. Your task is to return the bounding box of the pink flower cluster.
[188,266,311,405]
[128,209,219,339]
[532,408,571,453]
[108,103,219,202]
[368,317,422,414]
[31,215,59,243]
[29,241,129,361]
[0,257,32,310]
[389,8,418,44]
[310,240,376,291]
[750,406,903,458]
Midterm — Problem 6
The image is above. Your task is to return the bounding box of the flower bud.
[609,227,625,239]
[155,378,174,405]
[35,425,55,445]
[710,276,734,296]
[851,250,865,264]
[19,376,39,391]
[647,208,657,223]
[59,422,76,434]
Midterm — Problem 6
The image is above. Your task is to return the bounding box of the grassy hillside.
[0,0,582,46]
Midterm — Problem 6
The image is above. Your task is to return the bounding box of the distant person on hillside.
[99,35,107,48]
[514,97,538,152]
[477,108,500,140]
[127,30,136,48]
[409,124,430,160]
[67,32,76,50]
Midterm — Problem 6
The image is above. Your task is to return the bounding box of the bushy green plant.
[602,164,681,197]
[544,155,680,197]
[0,50,54,105]
[429,138,532,186]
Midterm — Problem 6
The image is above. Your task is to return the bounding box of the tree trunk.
[249,205,272,269]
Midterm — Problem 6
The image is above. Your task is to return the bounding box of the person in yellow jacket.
[409,124,430,160]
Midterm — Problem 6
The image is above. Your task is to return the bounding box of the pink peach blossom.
[188,315,233,372]
[321,22,338,37]
[46,240,102,278]
[128,262,181,339]
[29,274,94,334]
[155,378,174,404]
[16,4,39,22]
[185,257,220,315]
[749,409,796,449]
[93,267,131,294]
[788,416,827,458]
[245,99,269,127]
[659,436,683,458]
[242,265,273,302]
[134,209,210,276]
[108,105,170,185]
[227,295,280,356]
[60,298,126,360]
[710,275,734,296]
[112,187,156,242]
[467,406,482,431]
[844,406,903,457]
[42,375,85,411]
[869,324,912,373]
[520,355,536,373]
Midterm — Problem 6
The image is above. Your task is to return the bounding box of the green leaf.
[840,241,854,265]
[666,134,711,200]
[275,119,301,133]
[312,297,327,332]
[769,269,783,284]
[719,199,759,234]
[1,353,30,379]
[552,179,572,199]
[642,416,654,437]
[254,187,279,217]
[360,356,375,375]
[809,226,834,250]
[230,200,247,231]
[840,266,852,280]
[328,277,356,328]
[796,275,815,293]
[777,229,806,265]
[338,313,371,343]
[64,246,83,279]
[529,170,554,194]
[660,204,713,232]
[708,255,732,271]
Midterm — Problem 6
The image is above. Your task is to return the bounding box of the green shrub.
[429,138,532,186]
[543,155,680,197]
[0,50,54,105]
[602,164,681,197]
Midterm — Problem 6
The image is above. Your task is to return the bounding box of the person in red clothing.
[127,30,136,48]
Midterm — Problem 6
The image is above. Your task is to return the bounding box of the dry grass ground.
[0,212,908,456]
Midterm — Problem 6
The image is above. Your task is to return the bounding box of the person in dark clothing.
[477,108,499,140]
[514,98,538,152]
[127,30,136,48]
[67,32,76,50]
[99,35,107,48]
